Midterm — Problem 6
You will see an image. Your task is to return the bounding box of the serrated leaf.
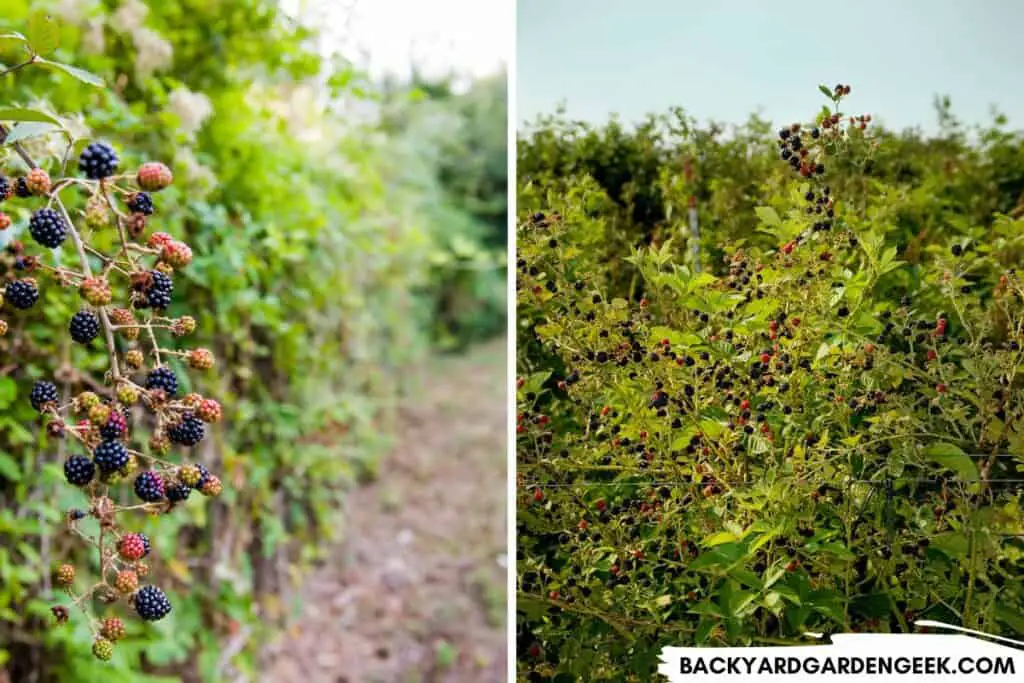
[818,84,834,99]
[0,107,61,125]
[27,11,59,56]
[0,453,21,482]
[3,122,60,143]
[37,59,104,87]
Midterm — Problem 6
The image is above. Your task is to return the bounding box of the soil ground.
[264,339,508,683]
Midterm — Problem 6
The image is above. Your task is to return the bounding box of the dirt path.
[264,340,508,683]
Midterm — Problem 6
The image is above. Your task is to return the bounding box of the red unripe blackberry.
[147,231,173,248]
[93,440,129,474]
[80,277,112,305]
[0,212,9,230]
[145,367,179,397]
[186,348,214,370]
[6,279,39,309]
[118,532,150,561]
[133,585,172,621]
[114,569,139,594]
[79,142,119,179]
[64,455,96,486]
[133,471,165,502]
[69,310,101,344]
[136,162,173,192]
[30,380,59,411]
[161,240,193,269]
[196,398,222,423]
[126,192,154,216]
[100,617,125,641]
[25,168,51,195]
[168,412,205,446]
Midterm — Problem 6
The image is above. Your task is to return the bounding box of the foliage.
[0,2,504,681]
[517,86,1024,680]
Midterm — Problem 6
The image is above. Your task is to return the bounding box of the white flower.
[133,27,173,79]
[167,88,214,140]
[110,0,148,35]
[53,0,100,23]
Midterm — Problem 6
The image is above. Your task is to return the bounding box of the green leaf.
[0,378,14,409]
[3,122,61,144]
[0,453,21,482]
[0,107,61,125]
[0,32,27,44]
[754,206,781,227]
[27,11,59,56]
[921,443,978,481]
[36,59,104,87]
[818,84,834,100]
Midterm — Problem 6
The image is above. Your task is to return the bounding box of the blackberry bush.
[0,50,228,663]
[517,84,1024,677]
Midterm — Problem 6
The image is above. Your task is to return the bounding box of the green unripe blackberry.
[133,585,172,621]
[64,455,95,486]
[6,279,39,309]
[30,380,59,411]
[93,440,129,474]
[79,142,119,179]
[69,311,101,344]
[28,208,68,248]
[92,638,114,661]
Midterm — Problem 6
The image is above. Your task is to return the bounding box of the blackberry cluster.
[30,380,58,411]
[166,483,191,502]
[64,455,95,486]
[168,413,205,446]
[93,440,129,474]
[133,585,172,621]
[79,142,119,180]
[145,367,179,397]
[133,471,165,502]
[138,270,173,310]
[69,311,101,344]
[127,192,154,216]
[28,208,68,249]
[6,279,39,309]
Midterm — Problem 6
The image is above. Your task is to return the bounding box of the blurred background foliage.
[0,1,505,680]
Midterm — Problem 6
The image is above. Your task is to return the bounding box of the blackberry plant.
[0,39,225,663]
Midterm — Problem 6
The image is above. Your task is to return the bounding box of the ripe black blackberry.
[168,413,205,446]
[79,142,119,179]
[100,409,128,439]
[133,585,172,621]
[127,192,154,216]
[134,471,165,502]
[93,440,129,474]
[145,367,178,397]
[194,463,212,491]
[30,380,58,411]
[166,483,191,502]
[6,279,39,309]
[64,455,95,486]
[0,175,9,201]
[28,208,68,249]
[14,177,30,198]
[139,270,173,310]
[69,311,100,344]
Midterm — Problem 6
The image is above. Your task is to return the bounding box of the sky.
[282,0,510,80]
[517,0,1024,133]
